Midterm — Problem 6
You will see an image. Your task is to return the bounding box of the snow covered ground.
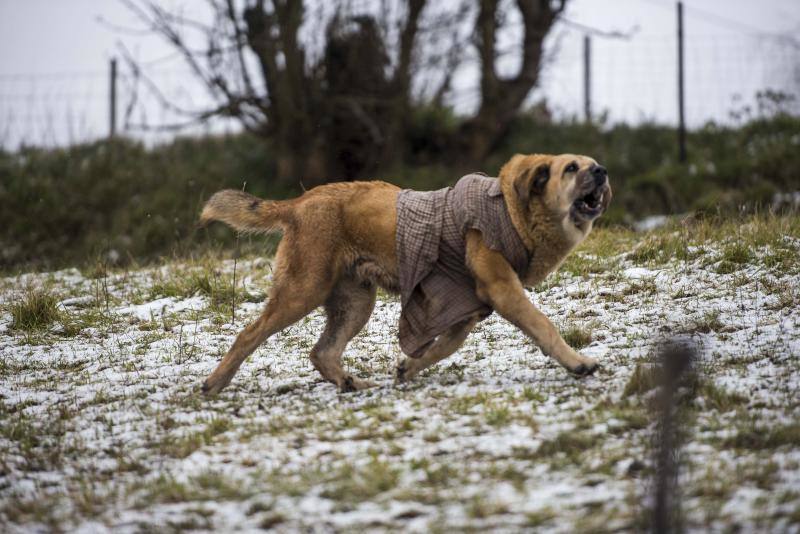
[1,220,799,532]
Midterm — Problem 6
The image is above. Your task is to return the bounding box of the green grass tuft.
[696,382,748,412]
[715,242,754,273]
[135,471,250,507]
[622,278,658,296]
[721,422,800,450]
[628,232,698,265]
[560,324,593,349]
[687,310,725,334]
[149,266,264,316]
[320,457,399,502]
[485,403,512,427]
[623,363,659,397]
[8,287,62,332]
[537,432,600,462]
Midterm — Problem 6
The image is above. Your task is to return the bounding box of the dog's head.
[502,153,612,230]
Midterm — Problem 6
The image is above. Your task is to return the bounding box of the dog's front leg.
[396,315,480,383]
[466,233,598,376]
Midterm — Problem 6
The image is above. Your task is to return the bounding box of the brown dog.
[199,154,611,395]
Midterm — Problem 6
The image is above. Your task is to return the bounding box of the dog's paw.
[201,377,226,396]
[200,381,217,396]
[570,360,599,377]
[395,360,409,383]
[340,375,375,393]
[395,359,421,384]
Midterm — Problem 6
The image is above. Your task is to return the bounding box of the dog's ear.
[513,156,551,206]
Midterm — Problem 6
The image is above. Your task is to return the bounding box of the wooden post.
[583,34,591,123]
[677,2,686,162]
[109,58,117,139]
[652,340,695,533]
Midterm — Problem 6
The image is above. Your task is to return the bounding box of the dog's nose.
[591,165,608,186]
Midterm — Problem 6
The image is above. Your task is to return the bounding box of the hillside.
[1,215,799,531]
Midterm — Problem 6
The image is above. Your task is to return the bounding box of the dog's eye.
[565,162,579,173]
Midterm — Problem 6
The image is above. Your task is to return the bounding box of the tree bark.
[385,0,427,164]
[242,0,327,186]
[460,0,567,162]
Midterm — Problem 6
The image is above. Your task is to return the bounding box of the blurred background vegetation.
[1,0,798,272]
[2,108,798,271]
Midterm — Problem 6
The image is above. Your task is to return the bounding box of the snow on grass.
[1,217,799,532]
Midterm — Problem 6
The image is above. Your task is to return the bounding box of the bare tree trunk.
[460,0,566,162]
[119,1,471,185]
[243,0,326,185]
[385,0,427,165]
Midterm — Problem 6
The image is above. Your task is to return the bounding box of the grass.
[419,462,460,488]
[586,212,799,270]
[560,324,593,349]
[1,495,62,528]
[319,458,400,503]
[484,402,512,427]
[715,242,755,274]
[623,363,659,397]
[603,403,651,435]
[560,255,620,278]
[449,392,492,415]
[8,287,62,332]
[467,496,510,519]
[154,417,232,459]
[623,359,747,416]
[622,278,658,296]
[135,471,251,507]
[0,211,798,531]
[4,113,799,273]
[696,381,748,412]
[763,247,799,272]
[147,263,265,318]
[536,431,601,463]
[627,231,699,265]
[721,422,800,451]
[1,410,70,472]
[4,281,123,340]
[525,508,557,527]
[688,310,725,334]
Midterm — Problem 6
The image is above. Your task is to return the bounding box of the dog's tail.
[199,190,289,234]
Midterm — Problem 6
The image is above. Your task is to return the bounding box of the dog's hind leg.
[310,277,377,392]
[202,241,338,396]
[395,314,479,383]
[201,288,328,396]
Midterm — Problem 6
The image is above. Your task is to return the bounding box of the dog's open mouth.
[571,188,605,221]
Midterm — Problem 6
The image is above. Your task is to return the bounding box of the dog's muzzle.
[571,165,610,223]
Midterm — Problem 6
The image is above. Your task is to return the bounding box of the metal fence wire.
[0,5,798,149]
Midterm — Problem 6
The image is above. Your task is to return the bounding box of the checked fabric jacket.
[395,173,530,357]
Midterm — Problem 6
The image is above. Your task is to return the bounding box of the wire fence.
[1,17,798,149]
[533,31,800,126]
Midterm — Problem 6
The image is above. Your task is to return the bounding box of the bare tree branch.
[463,0,569,159]
[224,0,257,98]
[114,0,567,181]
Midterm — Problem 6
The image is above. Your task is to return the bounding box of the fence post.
[677,2,686,162]
[652,339,696,533]
[583,34,592,123]
[109,58,117,139]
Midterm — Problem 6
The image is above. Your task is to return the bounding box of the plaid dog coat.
[395,173,530,357]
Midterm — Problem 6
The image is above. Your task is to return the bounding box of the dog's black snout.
[591,165,608,186]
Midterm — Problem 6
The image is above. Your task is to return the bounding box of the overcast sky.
[1,0,798,148]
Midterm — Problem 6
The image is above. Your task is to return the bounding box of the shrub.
[2,114,798,271]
